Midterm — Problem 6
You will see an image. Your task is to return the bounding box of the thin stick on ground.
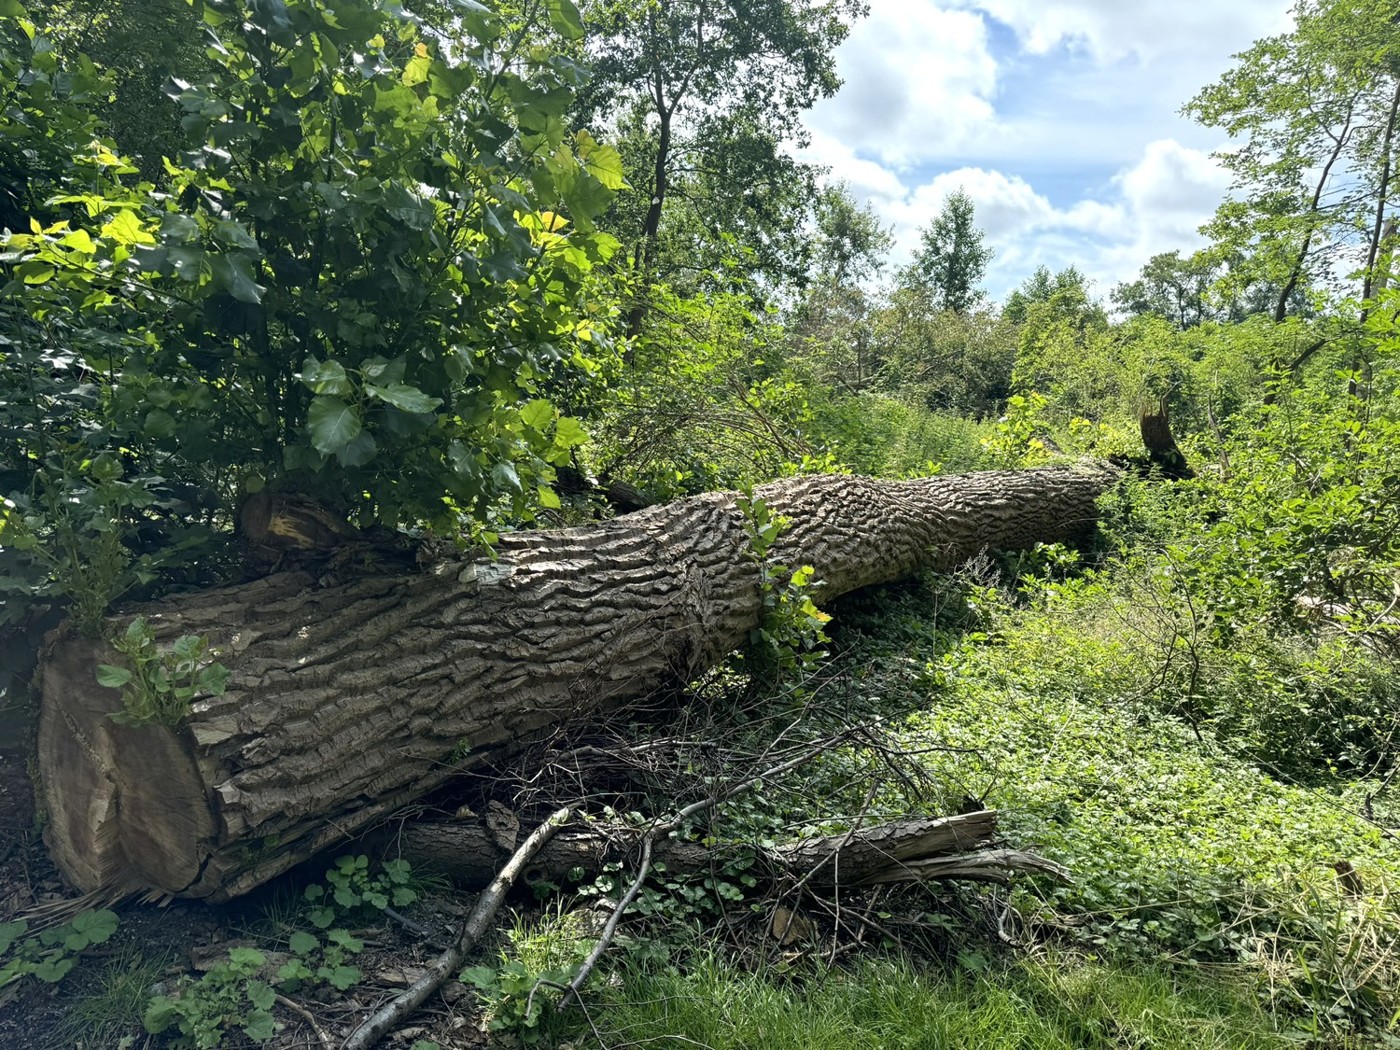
[274,993,332,1050]
[341,807,572,1050]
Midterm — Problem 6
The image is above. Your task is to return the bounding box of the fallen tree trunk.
[37,465,1114,902]
[387,809,1069,891]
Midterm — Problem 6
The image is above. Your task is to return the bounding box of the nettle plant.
[0,0,623,639]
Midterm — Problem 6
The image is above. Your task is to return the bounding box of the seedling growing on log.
[95,617,230,726]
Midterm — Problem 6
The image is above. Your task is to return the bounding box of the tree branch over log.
[37,466,1116,902]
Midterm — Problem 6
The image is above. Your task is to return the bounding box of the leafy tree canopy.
[900,189,992,315]
[0,0,624,630]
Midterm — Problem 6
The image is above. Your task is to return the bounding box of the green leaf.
[96,665,133,689]
[246,979,276,1011]
[301,357,353,396]
[327,964,361,990]
[210,254,264,303]
[538,485,561,510]
[577,131,626,191]
[288,930,318,955]
[546,0,585,40]
[366,383,440,414]
[0,921,26,954]
[308,396,362,454]
[243,1007,276,1042]
[33,956,74,983]
[0,1,27,17]
[491,461,521,493]
[520,398,554,431]
[460,964,498,990]
[143,997,178,1034]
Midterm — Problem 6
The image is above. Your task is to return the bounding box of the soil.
[0,738,496,1050]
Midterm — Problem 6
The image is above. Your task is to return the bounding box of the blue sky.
[796,0,1294,301]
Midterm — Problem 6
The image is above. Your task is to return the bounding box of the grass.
[587,951,1295,1050]
[54,939,172,1048]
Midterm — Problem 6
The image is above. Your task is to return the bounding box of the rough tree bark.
[37,466,1114,903]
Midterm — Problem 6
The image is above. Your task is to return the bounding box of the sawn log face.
[37,466,1112,901]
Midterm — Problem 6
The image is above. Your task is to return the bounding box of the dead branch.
[341,807,571,1050]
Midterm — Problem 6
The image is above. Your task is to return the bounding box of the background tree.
[901,189,992,315]
[1186,0,1400,324]
[789,182,894,393]
[574,0,867,328]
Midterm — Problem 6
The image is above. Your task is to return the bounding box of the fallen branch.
[560,735,847,1006]
[341,807,571,1050]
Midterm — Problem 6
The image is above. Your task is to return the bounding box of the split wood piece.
[38,465,1115,902]
[341,807,570,1050]
[388,810,1069,889]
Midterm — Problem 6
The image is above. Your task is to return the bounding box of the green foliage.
[735,489,831,683]
[1,0,621,630]
[145,855,416,1046]
[901,189,993,315]
[144,945,277,1048]
[577,0,864,291]
[303,854,418,928]
[95,616,229,726]
[1186,0,1400,315]
[0,908,118,989]
[459,906,593,1043]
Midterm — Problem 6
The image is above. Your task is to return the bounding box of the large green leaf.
[546,0,585,41]
[367,383,440,413]
[308,396,362,454]
[301,357,353,396]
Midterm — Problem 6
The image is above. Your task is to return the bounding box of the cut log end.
[37,634,214,897]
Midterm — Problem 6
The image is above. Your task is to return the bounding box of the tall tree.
[789,182,893,392]
[901,189,992,314]
[575,0,867,327]
[1187,0,1400,323]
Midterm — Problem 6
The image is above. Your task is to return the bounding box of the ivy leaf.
[308,396,362,454]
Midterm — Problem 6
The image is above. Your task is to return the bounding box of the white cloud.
[806,1,998,169]
[944,0,1292,63]
[794,1,1291,300]
[843,140,1231,299]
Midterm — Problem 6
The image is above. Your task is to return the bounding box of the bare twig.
[341,807,572,1050]
[560,732,853,1007]
[275,992,333,1050]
